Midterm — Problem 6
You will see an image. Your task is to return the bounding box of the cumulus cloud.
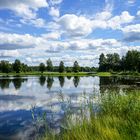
[0,30,138,66]
[41,32,61,40]
[0,50,19,58]
[0,32,122,52]
[50,0,63,5]
[95,11,112,20]
[137,11,140,16]
[108,11,134,29]
[0,32,43,49]
[49,7,60,17]
[122,24,140,42]
[20,18,46,28]
[58,14,93,37]
[0,0,48,19]
[0,0,49,28]
[57,11,134,38]
[127,0,136,4]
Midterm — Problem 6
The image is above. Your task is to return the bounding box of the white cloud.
[49,7,60,17]
[0,50,19,57]
[104,0,114,12]
[0,32,139,66]
[95,11,112,20]
[0,32,45,49]
[41,32,61,40]
[20,18,46,28]
[122,24,140,33]
[137,11,140,16]
[0,0,48,19]
[58,14,93,37]
[57,11,134,38]
[122,24,140,42]
[127,0,136,4]
[108,11,134,29]
[50,0,63,5]
[0,32,122,52]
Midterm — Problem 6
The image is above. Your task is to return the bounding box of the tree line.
[0,58,95,73]
[0,50,139,73]
[99,50,140,72]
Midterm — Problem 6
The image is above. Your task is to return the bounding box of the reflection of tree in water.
[99,76,139,95]
[58,76,65,88]
[0,78,11,90]
[99,77,120,94]
[73,76,80,87]
[39,76,46,86]
[67,76,72,80]
[0,77,28,90]
[12,78,28,89]
[47,77,54,90]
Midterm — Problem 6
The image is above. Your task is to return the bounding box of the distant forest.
[0,50,140,73]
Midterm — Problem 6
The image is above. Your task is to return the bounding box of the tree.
[99,53,107,71]
[13,59,21,73]
[59,61,65,73]
[21,63,29,72]
[0,61,11,73]
[113,53,121,71]
[66,67,72,73]
[73,61,80,73]
[46,58,53,72]
[125,50,140,71]
[39,63,46,73]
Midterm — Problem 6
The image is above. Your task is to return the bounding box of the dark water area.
[0,76,139,140]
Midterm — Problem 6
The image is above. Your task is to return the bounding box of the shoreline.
[0,72,140,77]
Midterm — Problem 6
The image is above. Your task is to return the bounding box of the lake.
[0,76,139,140]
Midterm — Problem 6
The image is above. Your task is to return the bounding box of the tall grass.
[41,91,140,140]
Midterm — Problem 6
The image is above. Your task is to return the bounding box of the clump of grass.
[41,91,140,140]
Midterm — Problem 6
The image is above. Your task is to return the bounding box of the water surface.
[0,76,139,140]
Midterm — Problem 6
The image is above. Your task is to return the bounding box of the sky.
[0,0,140,67]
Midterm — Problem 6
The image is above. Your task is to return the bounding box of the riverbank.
[41,91,140,140]
[0,72,140,77]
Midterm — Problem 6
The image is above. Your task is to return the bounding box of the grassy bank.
[0,72,96,77]
[41,91,140,140]
[0,71,140,77]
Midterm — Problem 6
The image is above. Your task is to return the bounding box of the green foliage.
[39,63,46,73]
[42,91,140,140]
[13,59,21,73]
[0,60,11,73]
[46,58,53,72]
[99,50,140,72]
[125,50,140,71]
[73,61,80,73]
[59,61,65,73]
[66,67,72,73]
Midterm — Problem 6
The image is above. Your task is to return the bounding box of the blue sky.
[0,0,140,66]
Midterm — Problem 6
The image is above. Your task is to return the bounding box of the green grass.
[0,72,96,77]
[96,72,112,76]
[41,91,140,140]
[0,71,140,77]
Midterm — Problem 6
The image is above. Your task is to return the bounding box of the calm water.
[0,76,139,140]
